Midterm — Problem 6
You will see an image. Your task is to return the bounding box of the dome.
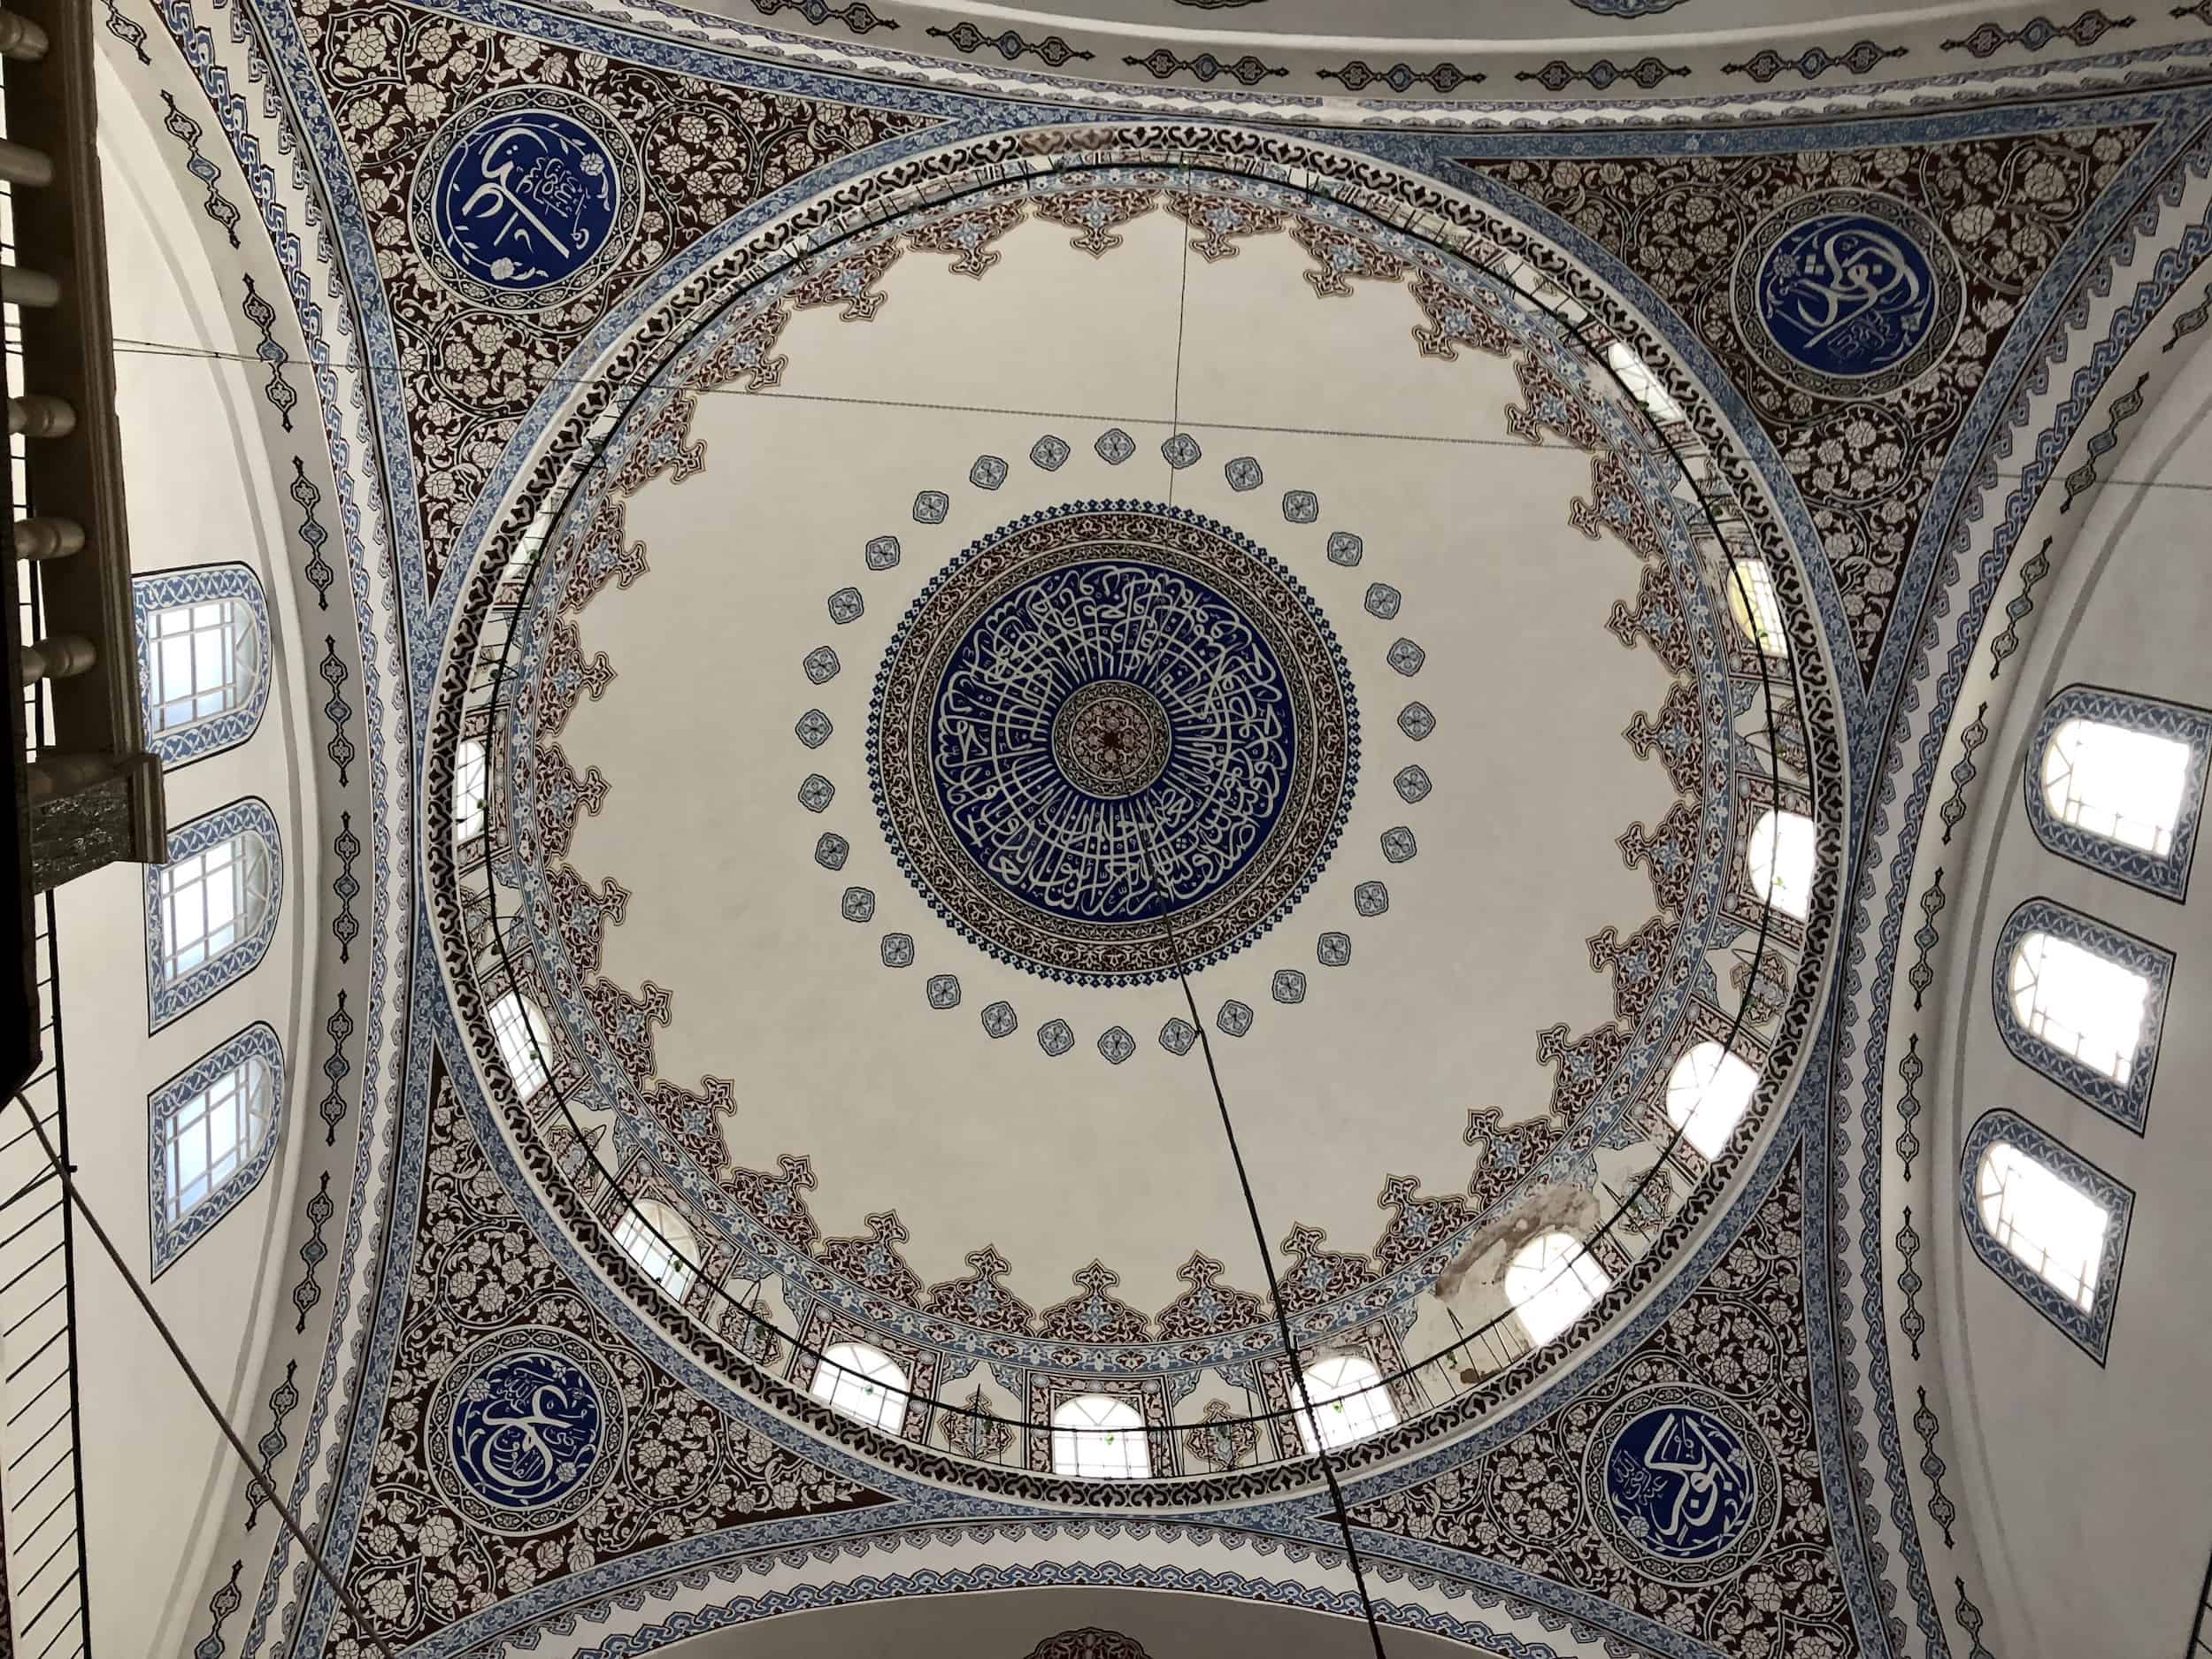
[36,6,2212,1659]
[425,127,1843,1494]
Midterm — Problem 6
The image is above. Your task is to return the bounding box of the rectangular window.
[164,1058,270,1223]
[157,834,265,981]
[149,598,253,733]
[1979,1142,2109,1311]
[490,991,551,1100]
[454,737,489,843]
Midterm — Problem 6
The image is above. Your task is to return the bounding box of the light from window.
[488,992,554,1101]
[1725,559,1790,659]
[1748,809,1816,920]
[612,1199,697,1300]
[812,1341,908,1432]
[147,596,258,733]
[454,737,489,843]
[1051,1393,1149,1479]
[2040,718,2192,859]
[1977,1141,2108,1311]
[2008,931,2151,1084]
[1665,1041,1759,1159]
[157,833,272,982]
[1605,341,1686,426]
[162,1054,273,1224]
[1294,1354,1399,1454]
[1505,1231,1610,1348]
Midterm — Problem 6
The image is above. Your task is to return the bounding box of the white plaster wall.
[50,71,325,1659]
[1937,361,2212,1659]
[658,1584,1471,1658]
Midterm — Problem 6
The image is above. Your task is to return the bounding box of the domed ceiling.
[106,0,2212,1655]
[428,128,1845,1487]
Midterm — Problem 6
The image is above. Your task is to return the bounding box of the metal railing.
[0,893,88,1659]
[438,167,1824,1484]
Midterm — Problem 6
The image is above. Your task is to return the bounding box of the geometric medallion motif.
[871,503,1358,984]
[1733,189,1962,398]
[1586,1384,1778,1585]
[427,1325,625,1533]
[411,87,641,313]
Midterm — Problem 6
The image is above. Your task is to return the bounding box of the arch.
[131,564,273,768]
[1747,808,1816,920]
[1992,899,2170,1134]
[1960,1110,2133,1363]
[1050,1393,1149,1479]
[1664,1041,1760,1160]
[144,798,282,1031]
[2025,685,2211,902]
[812,1341,908,1432]
[1294,1354,1398,1454]
[611,1198,697,1300]
[148,1023,284,1277]
[1505,1231,1610,1348]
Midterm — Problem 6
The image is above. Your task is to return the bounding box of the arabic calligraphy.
[1605,1404,1755,1558]
[1736,194,1961,396]
[931,559,1298,924]
[870,504,1358,984]
[431,1330,622,1530]
[417,90,638,310]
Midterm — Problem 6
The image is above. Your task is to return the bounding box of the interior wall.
[54,58,326,1659]
[657,1585,1475,1659]
[1936,349,2212,1659]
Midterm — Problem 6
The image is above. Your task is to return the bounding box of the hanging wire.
[5,1093,402,1659]
[1148,869,1391,1657]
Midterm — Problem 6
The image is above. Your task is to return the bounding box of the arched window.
[1506,1232,1610,1348]
[1977,1141,2108,1312]
[148,1024,283,1276]
[1665,1041,1759,1159]
[812,1341,908,1432]
[2025,687,2211,900]
[2041,718,2191,858]
[454,736,490,843]
[2008,930,2151,1084]
[1993,900,2170,1133]
[145,800,282,1030]
[612,1199,697,1300]
[1725,558,1789,659]
[488,991,554,1102]
[1604,341,1686,426]
[1960,1110,2133,1362]
[1294,1354,1398,1454]
[133,566,272,766]
[1747,808,1816,920]
[1051,1393,1149,1479]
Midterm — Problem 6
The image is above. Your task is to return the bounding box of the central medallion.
[1052,679,1173,798]
[870,502,1358,985]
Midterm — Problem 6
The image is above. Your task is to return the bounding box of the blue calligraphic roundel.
[871,503,1358,986]
[1733,190,1962,397]
[411,88,641,312]
[428,1327,624,1533]
[1585,1386,1779,1586]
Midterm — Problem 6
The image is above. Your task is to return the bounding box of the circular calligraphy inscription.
[1584,1385,1779,1586]
[411,88,641,313]
[428,1327,624,1533]
[870,502,1357,985]
[1732,190,1962,398]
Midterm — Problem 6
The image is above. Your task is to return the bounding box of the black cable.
[1148,875,1391,1659]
